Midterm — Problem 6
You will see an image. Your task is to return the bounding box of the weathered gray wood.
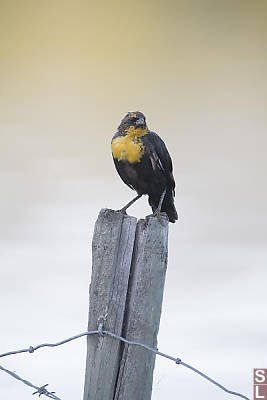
[114,214,169,400]
[83,209,169,400]
[83,208,137,400]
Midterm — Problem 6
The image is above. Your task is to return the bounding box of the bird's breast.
[111,135,144,163]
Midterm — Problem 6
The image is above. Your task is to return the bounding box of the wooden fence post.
[83,209,137,400]
[83,209,169,400]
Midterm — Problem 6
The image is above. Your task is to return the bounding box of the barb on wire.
[0,365,61,399]
[0,325,250,400]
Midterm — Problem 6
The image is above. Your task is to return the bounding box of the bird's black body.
[111,112,178,223]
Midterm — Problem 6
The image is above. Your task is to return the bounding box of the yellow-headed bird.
[111,111,178,223]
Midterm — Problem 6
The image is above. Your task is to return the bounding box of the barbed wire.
[0,365,61,399]
[0,323,250,400]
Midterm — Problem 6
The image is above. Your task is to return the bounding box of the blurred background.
[0,1,266,399]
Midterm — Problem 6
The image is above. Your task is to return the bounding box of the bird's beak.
[135,117,146,127]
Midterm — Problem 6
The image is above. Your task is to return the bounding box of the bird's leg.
[153,188,166,216]
[118,194,142,214]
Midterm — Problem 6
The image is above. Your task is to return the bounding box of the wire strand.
[0,365,61,400]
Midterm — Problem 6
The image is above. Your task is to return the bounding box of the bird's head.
[118,111,148,136]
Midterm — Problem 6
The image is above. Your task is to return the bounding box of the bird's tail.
[148,189,178,223]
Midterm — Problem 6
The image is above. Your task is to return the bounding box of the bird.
[111,111,178,223]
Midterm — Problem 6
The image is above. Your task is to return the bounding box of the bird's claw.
[116,208,128,215]
[146,210,168,222]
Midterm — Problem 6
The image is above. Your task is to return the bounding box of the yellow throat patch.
[111,126,147,163]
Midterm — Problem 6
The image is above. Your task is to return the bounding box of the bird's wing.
[144,131,176,191]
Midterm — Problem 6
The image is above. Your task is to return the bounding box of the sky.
[0,1,267,399]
